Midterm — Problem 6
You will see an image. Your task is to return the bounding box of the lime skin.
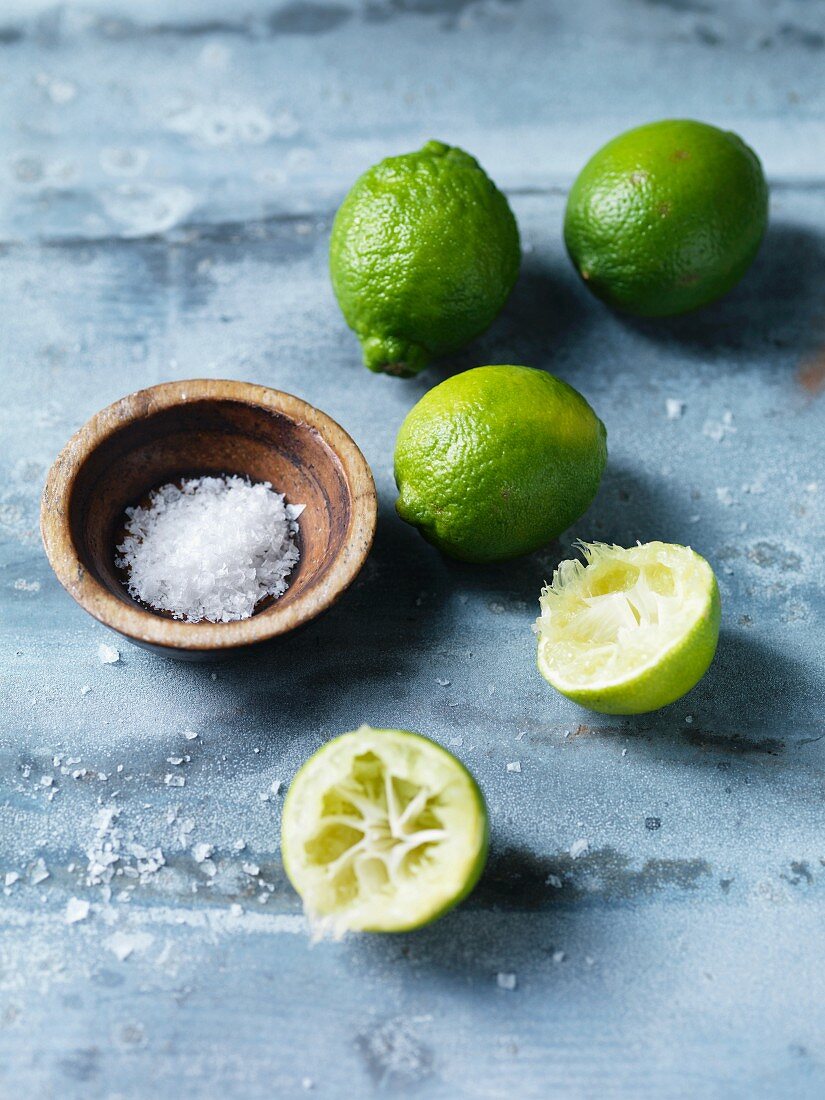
[394,365,607,563]
[564,119,768,317]
[281,727,490,933]
[330,141,521,377]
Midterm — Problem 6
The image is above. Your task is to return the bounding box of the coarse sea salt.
[116,475,304,623]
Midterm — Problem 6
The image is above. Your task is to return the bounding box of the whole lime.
[330,141,520,378]
[564,119,768,316]
[394,365,607,563]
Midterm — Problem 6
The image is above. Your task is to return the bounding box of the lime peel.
[535,541,720,715]
[281,725,488,934]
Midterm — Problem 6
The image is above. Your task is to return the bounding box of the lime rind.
[535,541,720,714]
[281,726,488,935]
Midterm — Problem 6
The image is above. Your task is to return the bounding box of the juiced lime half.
[535,541,720,715]
[281,726,488,933]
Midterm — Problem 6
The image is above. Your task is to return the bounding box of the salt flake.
[65,897,90,924]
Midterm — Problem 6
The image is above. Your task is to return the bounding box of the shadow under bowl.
[40,379,377,659]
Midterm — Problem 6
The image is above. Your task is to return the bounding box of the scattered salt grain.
[98,643,121,664]
[40,775,54,787]
[703,410,736,442]
[621,748,628,757]
[30,858,50,884]
[716,487,734,507]
[167,757,184,766]
[436,677,451,687]
[164,774,185,787]
[192,843,214,864]
[182,729,199,741]
[229,903,244,917]
[685,715,694,724]
[665,398,685,420]
[552,949,565,964]
[65,897,90,924]
[302,1078,315,1091]
[497,972,517,991]
[242,862,260,877]
[546,874,563,889]
[106,930,153,962]
[4,872,20,887]
[14,578,40,592]
[233,839,247,851]
[569,838,589,860]
[116,475,304,623]
[506,761,522,773]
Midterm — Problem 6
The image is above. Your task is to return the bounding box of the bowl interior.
[70,397,354,622]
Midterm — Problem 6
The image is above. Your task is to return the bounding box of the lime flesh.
[535,541,720,715]
[281,726,488,933]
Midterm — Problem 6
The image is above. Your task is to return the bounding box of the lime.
[330,140,520,377]
[281,725,488,933]
[564,119,768,316]
[535,541,720,714]
[394,365,607,562]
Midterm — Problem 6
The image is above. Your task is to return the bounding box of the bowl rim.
[40,378,378,652]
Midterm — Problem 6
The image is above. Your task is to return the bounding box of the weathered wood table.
[2,1,823,1096]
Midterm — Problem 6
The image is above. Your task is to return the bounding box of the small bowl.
[41,379,377,659]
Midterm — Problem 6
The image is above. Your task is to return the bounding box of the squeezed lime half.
[535,541,720,715]
[281,726,489,933]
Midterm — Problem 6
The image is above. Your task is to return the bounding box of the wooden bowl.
[41,379,377,659]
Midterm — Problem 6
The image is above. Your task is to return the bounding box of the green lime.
[394,365,607,563]
[281,725,488,933]
[535,541,721,714]
[564,119,768,316]
[329,140,520,377]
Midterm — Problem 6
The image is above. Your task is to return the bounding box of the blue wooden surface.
[1,1,824,1096]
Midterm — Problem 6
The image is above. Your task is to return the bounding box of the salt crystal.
[164,774,185,787]
[183,729,199,741]
[621,748,628,757]
[30,858,50,884]
[192,843,214,863]
[506,761,521,773]
[242,862,260,877]
[98,643,121,664]
[106,930,153,961]
[40,775,54,787]
[497,972,517,991]
[81,685,91,696]
[685,715,694,724]
[201,860,217,878]
[569,838,589,860]
[4,872,20,886]
[229,903,243,917]
[65,897,90,924]
[552,949,565,964]
[270,780,282,796]
[302,1078,315,1091]
[233,839,246,851]
[167,757,184,766]
[716,487,734,507]
[116,476,303,623]
[436,677,451,687]
[665,398,685,420]
[546,874,563,889]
